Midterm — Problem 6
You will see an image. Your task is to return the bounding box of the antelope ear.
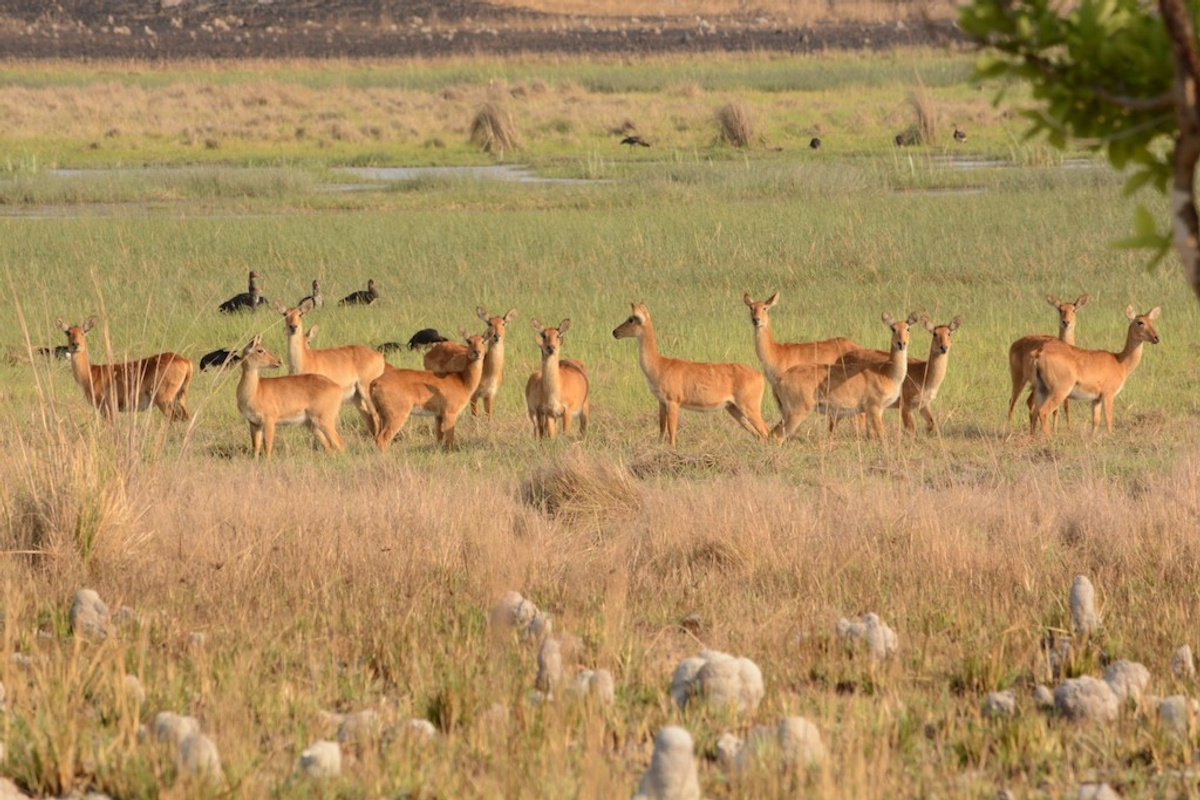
[922,315,935,333]
[298,298,315,315]
[1046,295,1061,308]
[306,324,319,342]
[476,307,490,322]
[530,319,545,333]
[56,317,70,333]
[765,291,779,308]
[503,308,518,323]
[532,332,543,348]
[1075,294,1090,307]
[82,316,96,333]
[558,319,571,336]
[948,315,962,332]
[906,312,920,325]
[743,293,754,307]
[1147,306,1161,320]
[273,301,289,315]
[1125,304,1137,320]
[459,327,469,341]
[881,312,895,328]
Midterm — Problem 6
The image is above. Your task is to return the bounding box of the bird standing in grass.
[339,279,379,306]
[218,271,268,314]
[620,135,651,148]
[953,125,967,144]
[809,137,822,150]
[298,279,323,309]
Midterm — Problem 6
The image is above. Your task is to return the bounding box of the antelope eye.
[1137,320,1145,326]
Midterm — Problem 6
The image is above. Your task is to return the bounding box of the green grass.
[1,50,1197,800]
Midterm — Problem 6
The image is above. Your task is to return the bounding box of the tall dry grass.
[2,437,1200,796]
[716,101,757,148]
[469,102,521,156]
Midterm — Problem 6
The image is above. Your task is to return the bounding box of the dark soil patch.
[0,0,967,60]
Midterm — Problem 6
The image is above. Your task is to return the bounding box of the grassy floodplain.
[2,51,1200,799]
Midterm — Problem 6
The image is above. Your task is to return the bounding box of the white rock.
[569,669,615,705]
[1172,645,1196,680]
[1103,660,1150,704]
[983,690,1017,718]
[297,740,341,778]
[1055,676,1119,723]
[489,591,552,642]
[177,732,221,782]
[153,712,201,746]
[1070,575,1100,635]
[123,674,146,707]
[536,638,563,692]
[837,613,898,660]
[70,589,109,639]
[632,726,700,800]
[714,732,742,771]
[0,778,24,799]
[1077,783,1121,800]
[336,710,381,745]
[402,718,437,739]
[672,650,763,714]
[1157,695,1194,739]
[1033,684,1055,710]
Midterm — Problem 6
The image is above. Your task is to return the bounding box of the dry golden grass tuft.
[716,101,757,148]
[469,102,521,155]
[521,447,644,526]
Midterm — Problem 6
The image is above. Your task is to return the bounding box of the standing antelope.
[525,319,590,439]
[370,330,488,451]
[424,306,517,420]
[894,316,961,434]
[1007,294,1089,423]
[235,337,344,458]
[274,299,386,435]
[1029,305,1160,435]
[772,313,918,441]
[56,317,193,421]
[612,302,768,446]
[744,292,859,411]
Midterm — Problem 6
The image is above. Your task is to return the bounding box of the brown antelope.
[744,292,860,411]
[235,337,344,458]
[612,302,768,446]
[274,299,386,434]
[772,313,918,441]
[1007,294,1089,423]
[894,316,961,434]
[1029,305,1160,435]
[424,306,517,420]
[525,319,590,439]
[56,317,193,421]
[370,330,488,451]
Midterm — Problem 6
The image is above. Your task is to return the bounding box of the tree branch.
[1159,0,1200,300]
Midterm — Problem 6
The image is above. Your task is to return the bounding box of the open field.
[2,53,1200,799]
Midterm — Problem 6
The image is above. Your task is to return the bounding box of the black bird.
[218,270,268,314]
[339,279,379,307]
[620,135,651,148]
[809,137,822,150]
[297,279,323,309]
[953,125,967,144]
[36,345,70,360]
[199,348,241,371]
[406,328,449,350]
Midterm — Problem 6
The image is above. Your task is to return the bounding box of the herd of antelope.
[51,283,1162,456]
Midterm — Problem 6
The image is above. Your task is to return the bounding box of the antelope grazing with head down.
[613,302,768,446]
[743,292,860,411]
[235,337,344,458]
[1029,305,1160,435]
[370,329,488,451]
[424,306,517,421]
[274,299,386,434]
[772,312,919,441]
[525,318,590,439]
[1007,294,1089,424]
[56,316,193,421]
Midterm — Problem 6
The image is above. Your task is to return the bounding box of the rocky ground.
[0,0,966,59]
